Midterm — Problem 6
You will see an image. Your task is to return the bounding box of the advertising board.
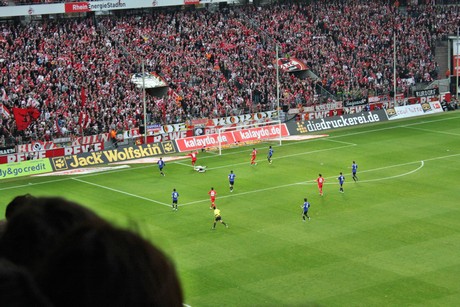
[49,142,177,171]
[287,110,388,134]
[0,159,53,180]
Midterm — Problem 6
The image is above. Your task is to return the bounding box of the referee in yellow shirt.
[212,207,228,230]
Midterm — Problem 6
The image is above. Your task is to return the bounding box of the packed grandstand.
[0,0,459,148]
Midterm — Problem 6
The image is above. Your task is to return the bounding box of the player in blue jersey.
[267,146,274,164]
[157,157,165,176]
[338,172,345,193]
[171,188,179,211]
[228,170,236,192]
[301,198,311,221]
[352,161,358,182]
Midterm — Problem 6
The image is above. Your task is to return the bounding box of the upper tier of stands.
[0,0,459,145]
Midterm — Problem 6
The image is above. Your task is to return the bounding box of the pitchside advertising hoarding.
[0,159,53,180]
[386,102,443,120]
[287,110,389,134]
[175,124,290,152]
[0,111,279,165]
[49,141,177,171]
[0,143,104,164]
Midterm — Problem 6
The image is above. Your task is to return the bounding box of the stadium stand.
[0,0,459,146]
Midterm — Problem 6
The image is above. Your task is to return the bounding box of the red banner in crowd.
[13,107,40,131]
[276,58,308,73]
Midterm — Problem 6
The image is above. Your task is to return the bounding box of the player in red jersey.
[208,187,217,209]
[187,151,198,167]
[250,148,257,165]
[316,174,325,196]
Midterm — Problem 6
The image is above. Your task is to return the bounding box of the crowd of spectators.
[0,0,459,146]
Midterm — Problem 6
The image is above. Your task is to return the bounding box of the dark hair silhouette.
[1,195,183,306]
[37,221,183,307]
[0,258,52,307]
[4,194,36,220]
[0,196,103,273]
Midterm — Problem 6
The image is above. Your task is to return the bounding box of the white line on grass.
[0,176,72,191]
[71,178,171,207]
[177,113,458,164]
[175,161,194,168]
[348,160,425,183]
[31,158,423,209]
[197,144,357,171]
[1,116,458,197]
[401,126,460,137]
[179,160,427,207]
[326,113,460,140]
[322,138,357,146]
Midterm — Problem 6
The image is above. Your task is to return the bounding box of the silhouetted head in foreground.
[0,196,103,273]
[36,221,184,307]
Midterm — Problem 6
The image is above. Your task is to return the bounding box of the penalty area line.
[71,178,170,207]
[352,160,424,183]
[298,160,425,185]
[181,160,426,207]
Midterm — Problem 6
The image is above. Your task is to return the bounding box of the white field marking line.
[71,178,171,207]
[203,144,356,171]
[180,161,424,206]
[326,113,460,140]
[2,115,458,191]
[198,136,342,161]
[191,114,458,162]
[399,113,460,127]
[178,135,331,163]
[318,161,425,184]
[179,159,433,207]
[322,138,357,146]
[0,142,356,191]
[5,151,456,194]
[356,161,424,183]
[0,158,192,191]
[0,176,72,191]
[422,152,460,162]
[175,161,194,168]
[401,126,460,137]
[303,153,460,184]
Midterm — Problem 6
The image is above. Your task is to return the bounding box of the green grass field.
[1,111,460,306]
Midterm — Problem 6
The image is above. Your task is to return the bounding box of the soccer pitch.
[1,111,460,306]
